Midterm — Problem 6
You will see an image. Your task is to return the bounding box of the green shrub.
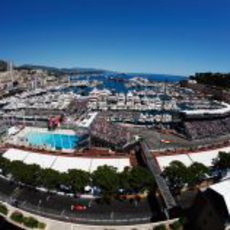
[38,222,46,229]
[23,216,39,228]
[0,203,8,215]
[10,211,24,224]
[154,224,167,230]
[10,211,46,229]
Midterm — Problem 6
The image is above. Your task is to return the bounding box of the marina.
[0,0,230,229]
[0,59,230,230]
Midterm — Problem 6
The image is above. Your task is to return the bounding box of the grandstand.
[183,116,230,140]
[90,116,132,150]
[178,102,230,140]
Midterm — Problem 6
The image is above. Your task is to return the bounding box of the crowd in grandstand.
[91,116,131,149]
[184,116,230,139]
[66,99,88,116]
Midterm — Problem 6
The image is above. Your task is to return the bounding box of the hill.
[190,72,230,89]
[0,60,7,72]
[16,64,107,75]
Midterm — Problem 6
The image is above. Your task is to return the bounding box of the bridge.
[140,141,177,212]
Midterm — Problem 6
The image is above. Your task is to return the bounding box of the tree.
[119,167,131,192]
[58,172,71,190]
[37,168,60,190]
[128,166,155,192]
[67,169,90,193]
[190,72,230,89]
[9,161,29,183]
[187,162,209,187]
[0,156,11,175]
[8,161,41,186]
[163,161,188,192]
[92,165,119,195]
[213,152,230,171]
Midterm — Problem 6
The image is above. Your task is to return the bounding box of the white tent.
[3,148,131,173]
[156,146,230,171]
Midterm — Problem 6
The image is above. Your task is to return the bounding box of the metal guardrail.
[140,141,177,210]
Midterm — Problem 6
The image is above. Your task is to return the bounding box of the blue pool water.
[26,132,79,150]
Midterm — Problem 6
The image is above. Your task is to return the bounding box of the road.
[0,177,158,225]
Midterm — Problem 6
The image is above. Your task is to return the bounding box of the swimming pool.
[26,132,79,150]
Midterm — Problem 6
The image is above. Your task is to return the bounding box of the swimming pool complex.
[26,132,79,150]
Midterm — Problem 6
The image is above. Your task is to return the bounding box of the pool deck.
[5,126,77,153]
[21,126,76,136]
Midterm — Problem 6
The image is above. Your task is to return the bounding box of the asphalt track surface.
[0,177,159,225]
[127,126,230,150]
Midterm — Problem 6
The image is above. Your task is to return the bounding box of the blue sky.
[1,0,230,76]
